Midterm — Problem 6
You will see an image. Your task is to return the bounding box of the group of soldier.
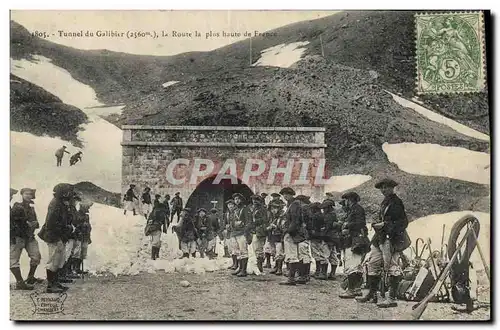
[140,177,409,309]
[54,145,83,167]
[10,184,93,293]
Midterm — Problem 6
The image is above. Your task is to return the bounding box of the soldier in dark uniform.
[358,179,409,308]
[10,188,41,290]
[145,197,169,260]
[279,188,309,285]
[141,187,153,219]
[70,200,93,274]
[260,193,269,206]
[230,193,252,277]
[321,199,341,280]
[224,200,238,267]
[251,195,270,272]
[310,202,329,280]
[205,208,221,259]
[339,192,369,299]
[123,184,138,216]
[38,183,75,293]
[269,193,283,205]
[170,192,183,224]
[178,208,198,258]
[195,208,210,258]
[267,200,286,275]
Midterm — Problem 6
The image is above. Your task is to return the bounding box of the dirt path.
[10,270,491,321]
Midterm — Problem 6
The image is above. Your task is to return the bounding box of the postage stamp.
[415,12,485,94]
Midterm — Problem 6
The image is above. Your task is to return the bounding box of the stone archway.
[185,175,254,213]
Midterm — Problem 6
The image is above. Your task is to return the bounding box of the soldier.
[170,192,183,224]
[164,195,171,227]
[60,193,80,282]
[358,179,409,308]
[205,208,221,259]
[230,193,252,277]
[69,151,83,166]
[10,188,42,290]
[123,184,138,216]
[145,196,169,260]
[339,192,369,299]
[260,193,269,206]
[38,183,75,293]
[309,201,329,280]
[195,208,210,258]
[179,208,198,258]
[267,199,286,275]
[269,193,282,205]
[55,145,70,167]
[224,199,237,268]
[141,187,153,219]
[251,195,270,272]
[295,195,312,283]
[279,188,309,285]
[69,200,93,275]
[321,199,341,280]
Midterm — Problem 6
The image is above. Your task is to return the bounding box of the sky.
[11,10,337,56]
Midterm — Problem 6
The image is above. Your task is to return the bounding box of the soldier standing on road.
[38,183,74,293]
[251,195,270,273]
[224,200,238,268]
[267,199,286,275]
[358,179,409,308]
[339,192,369,299]
[123,184,138,216]
[279,188,309,286]
[205,208,221,259]
[178,208,198,258]
[145,196,169,260]
[195,208,210,258]
[310,202,329,280]
[69,200,93,275]
[60,193,80,282]
[141,187,153,219]
[10,188,42,290]
[230,193,252,277]
[170,192,183,224]
[322,199,341,280]
[55,146,70,167]
[295,195,312,283]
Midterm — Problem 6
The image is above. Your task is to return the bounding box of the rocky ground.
[10,268,490,321]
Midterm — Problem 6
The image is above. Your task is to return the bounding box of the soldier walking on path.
[338,192,370,299]
[10,188,42,290]
[55,146,70,167]
[123,184,138,216]
[357,178,409,308]
[170,192,183,224]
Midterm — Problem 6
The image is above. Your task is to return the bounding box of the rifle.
[411,225,474,320]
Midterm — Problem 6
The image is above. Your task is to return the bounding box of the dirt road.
[10,269,491,321]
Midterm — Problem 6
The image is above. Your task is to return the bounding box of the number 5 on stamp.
[416,12,486,94]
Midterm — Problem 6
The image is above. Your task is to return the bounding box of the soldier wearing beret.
[358,179,409,308]
[309,202,330,280]
[195,208,213,259]
[279,188,309,285]
[229,193,253,277]
[267,200,286,275]
[320,199,342,280]
[10,188,41,290]
[250,195,270,272]
[205,208,221,259]
[224,199,238,269]
[145,195,169,260]
[338,192,369,299]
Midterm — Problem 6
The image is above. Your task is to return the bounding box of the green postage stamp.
[416,12,485,94]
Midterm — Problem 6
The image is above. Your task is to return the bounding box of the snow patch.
[325,174,372,192]
[162,81,179,88]
[388,92,489,142]
[10,55,124,116]
[252,42,310,68]
[383,142,490,185]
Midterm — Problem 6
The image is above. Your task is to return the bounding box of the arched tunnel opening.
[185,175,254,214]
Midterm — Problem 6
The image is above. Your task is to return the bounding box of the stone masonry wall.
[122,126,326,204]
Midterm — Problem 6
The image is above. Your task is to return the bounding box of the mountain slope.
[10,11,490,133]
[10,74,88,145]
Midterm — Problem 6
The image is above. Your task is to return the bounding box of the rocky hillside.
[10,74,88,145]
[10,11,490,133]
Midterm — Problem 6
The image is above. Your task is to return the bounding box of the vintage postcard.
[9,10,491,321]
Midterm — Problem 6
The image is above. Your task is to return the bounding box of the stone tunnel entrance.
[185,175,254,213]
[121,125,327,209]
